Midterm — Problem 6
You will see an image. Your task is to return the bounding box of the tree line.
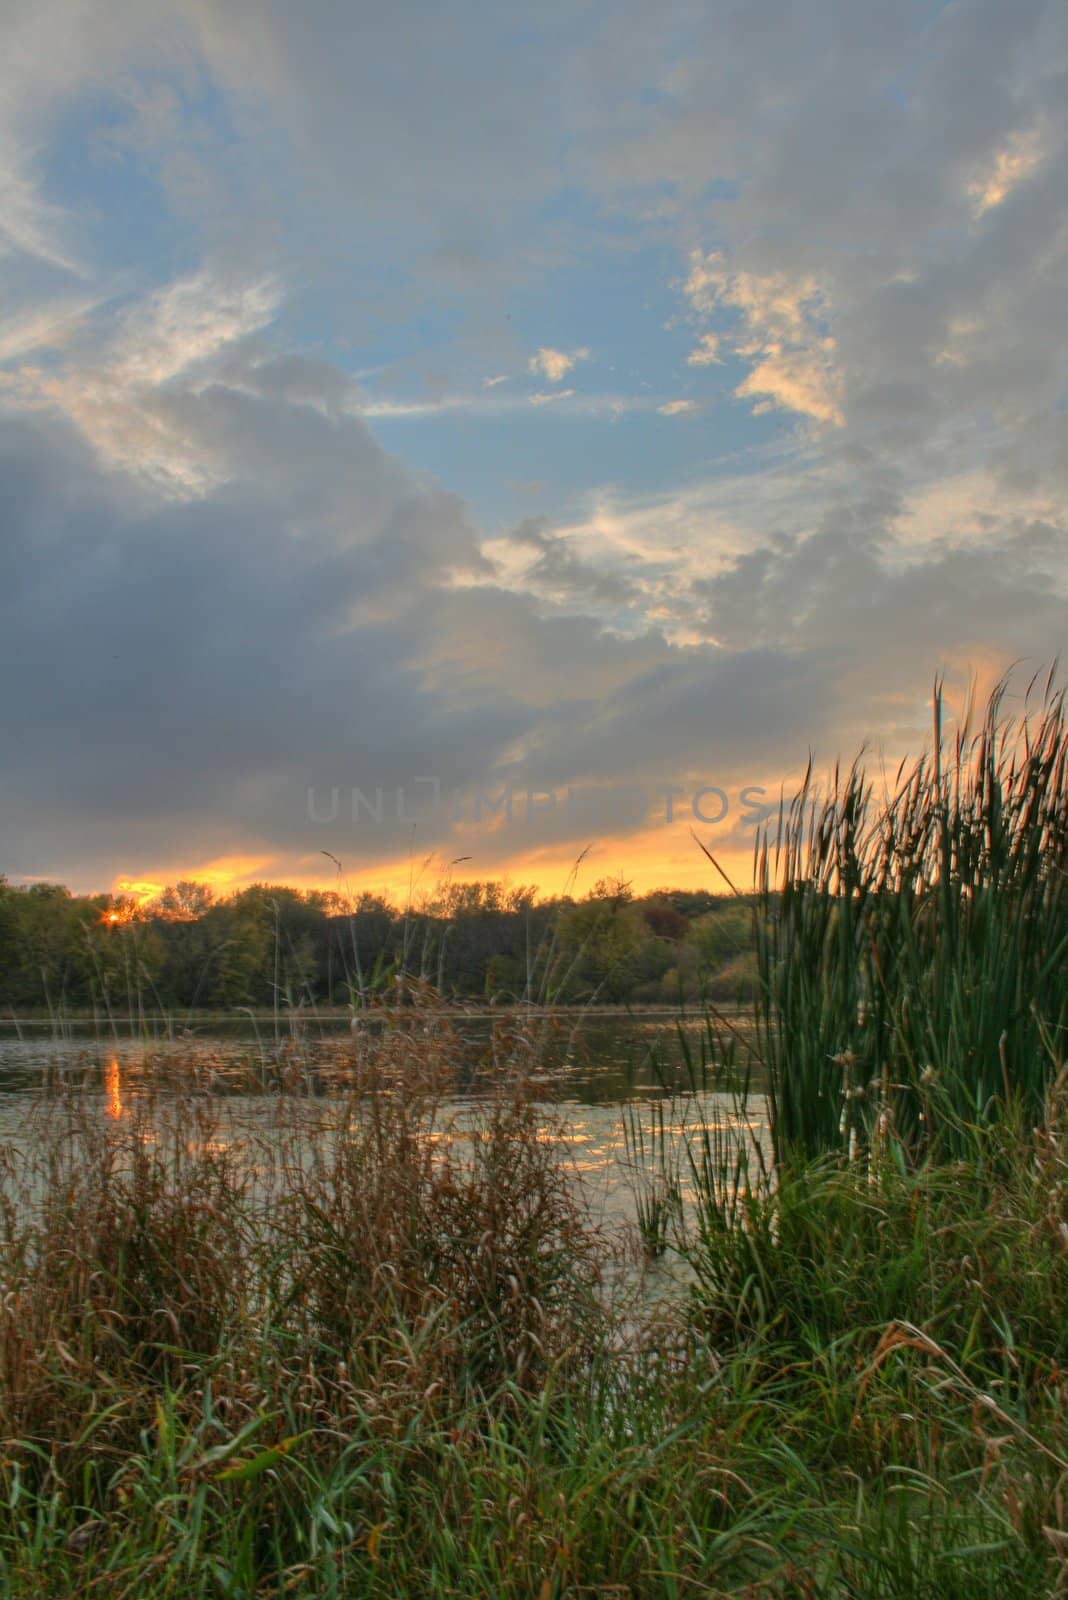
[0,875,757,1015]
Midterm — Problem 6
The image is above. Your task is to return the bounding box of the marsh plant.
[754,673,1068,1164]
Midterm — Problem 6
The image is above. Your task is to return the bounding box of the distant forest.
[0,876,757,1014]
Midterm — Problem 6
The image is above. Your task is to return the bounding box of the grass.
[0,679,1065,1596]
[683,1086,1068,1598]
[0,1037,1062,1595]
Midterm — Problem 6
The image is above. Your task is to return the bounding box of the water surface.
[0,1011,769,1250]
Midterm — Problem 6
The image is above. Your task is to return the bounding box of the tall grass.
[0,993,1065,1592]
[678,1070,1068,1599]
[0,1021,623,1596]
[754,674,1068,1162]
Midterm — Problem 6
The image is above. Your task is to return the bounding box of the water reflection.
[105,1055,124,1119]
[0,1018,768,1244]
[0,1010,756,1105]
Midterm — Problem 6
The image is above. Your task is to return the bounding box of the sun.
[99,904,135,926]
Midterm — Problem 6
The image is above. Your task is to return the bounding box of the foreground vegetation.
[0,678,1065,1596]
[0,1036,1063,1597]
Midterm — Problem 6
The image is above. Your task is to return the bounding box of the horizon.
[6,868,749,916]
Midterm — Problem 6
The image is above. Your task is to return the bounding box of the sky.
[1,0,1066,904]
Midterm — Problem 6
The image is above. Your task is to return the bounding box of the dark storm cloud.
[0,406,523,860]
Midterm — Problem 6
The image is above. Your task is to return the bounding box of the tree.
[555,883,645,1002]
[152,881,216,920]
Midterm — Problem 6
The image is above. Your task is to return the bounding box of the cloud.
[734,347,841,425]
[0,280,868,892]
[968,127,1045,215]
[0,270,818,885]
[529,387,575,405]
[0,400,508,882]
[4,313,1066,895]
[0,159,83,275]
[686,333,720,366]
[683,251,842,424]
[5,268,288,492]
[528,346,590,383]
[501,516,642,611]
[0,0,176,279]
[658,399,698,416]
[111,271,282,389]
[575,0,1068,458]
[0,292,104,364]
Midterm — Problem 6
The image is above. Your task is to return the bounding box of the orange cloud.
[112,854,277,906]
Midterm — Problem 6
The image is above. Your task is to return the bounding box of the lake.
[0,1009,770,1248]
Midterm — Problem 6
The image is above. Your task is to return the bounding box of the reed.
[754,673,1068,1162]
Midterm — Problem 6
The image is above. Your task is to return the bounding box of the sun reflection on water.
[105,1056,124,1119]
